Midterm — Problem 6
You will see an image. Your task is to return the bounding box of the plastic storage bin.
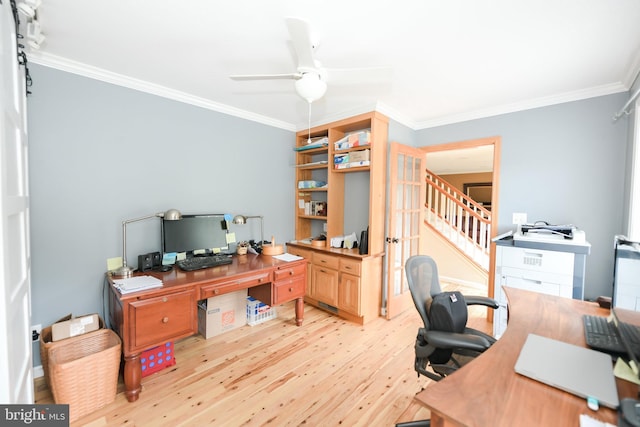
[141,342,176,377]
[246,296,277,326]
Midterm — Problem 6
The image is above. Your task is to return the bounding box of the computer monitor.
[163,214,229,255]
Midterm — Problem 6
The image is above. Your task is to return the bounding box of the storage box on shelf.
[291,112,388,324]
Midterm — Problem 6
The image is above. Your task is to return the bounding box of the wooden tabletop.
[415,287,640,427]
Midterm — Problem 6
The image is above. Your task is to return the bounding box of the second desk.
[108,254,307,402]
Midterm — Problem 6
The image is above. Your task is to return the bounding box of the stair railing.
[425,168,491,268]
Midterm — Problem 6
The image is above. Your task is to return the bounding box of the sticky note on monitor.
[226,232,236,244]
[163,252,178,265]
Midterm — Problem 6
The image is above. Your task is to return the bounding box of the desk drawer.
[128,289,196,352]
[273,277,306,304]
[313,252,339,270]
[274,262,306,281]
[286,246,312,260]
[200,271,270,299]
[340,258,361,275]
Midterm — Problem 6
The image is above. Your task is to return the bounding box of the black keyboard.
[176,255,232,271]
[583,314,640,357]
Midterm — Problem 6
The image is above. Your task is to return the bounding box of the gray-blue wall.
[416,94,629,300]
[27,65,294,365]
[26,63,631,367]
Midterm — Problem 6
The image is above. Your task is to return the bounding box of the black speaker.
[138,253,153,272]
[359,227,369,255]
[150,251,162,268]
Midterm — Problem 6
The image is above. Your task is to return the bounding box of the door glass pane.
[395,184,404,210]
[396,154,405,180]
[404,157,413,182]
[413,157,421,183]
[394,269,402,295]
[405,185,411,210]
[404,212,411,236]
[394,247,402,268]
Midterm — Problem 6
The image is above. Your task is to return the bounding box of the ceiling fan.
[230,17,390,104]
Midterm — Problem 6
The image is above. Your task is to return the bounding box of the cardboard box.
[51,314,101,342]
[349,149,370,162]
[198,289,248,338]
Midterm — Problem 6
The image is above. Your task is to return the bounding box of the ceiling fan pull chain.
[307,101,312,144]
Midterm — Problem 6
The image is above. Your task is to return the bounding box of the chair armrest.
[424,330,492,352]
[464,295,499,309]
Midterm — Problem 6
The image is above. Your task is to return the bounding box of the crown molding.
[28,51,634,133]
[413,83,629,130]
[28,52,297,132]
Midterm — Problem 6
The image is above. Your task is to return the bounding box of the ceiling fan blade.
[325,66,393,85]
[230,73,301,81]
[285,17,317,71]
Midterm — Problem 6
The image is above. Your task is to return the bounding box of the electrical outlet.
[323,223,327,232]
[512,213,527,225]
[31,324,41,342]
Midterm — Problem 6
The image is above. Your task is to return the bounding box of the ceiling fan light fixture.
[295,72,327,103]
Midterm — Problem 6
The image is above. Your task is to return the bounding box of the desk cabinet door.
[338,272,361,315]
[128,289,196,353]
[311,265,339,307]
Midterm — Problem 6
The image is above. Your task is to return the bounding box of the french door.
[385,143,426,319]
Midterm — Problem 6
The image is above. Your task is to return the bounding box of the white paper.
[113,275,163,293]
[273,253,304,262]
[579,414,615,427]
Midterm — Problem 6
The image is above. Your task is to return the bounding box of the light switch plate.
[512,213,527,225]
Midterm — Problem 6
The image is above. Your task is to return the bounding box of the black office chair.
[405,255,499,382]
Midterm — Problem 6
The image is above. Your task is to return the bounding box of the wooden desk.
[107,254,306,402]
[415,287,640,427]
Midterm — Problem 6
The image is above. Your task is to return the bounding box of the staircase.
[424,169,491,270]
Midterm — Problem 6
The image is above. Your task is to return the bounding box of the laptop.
[514,333,619,409]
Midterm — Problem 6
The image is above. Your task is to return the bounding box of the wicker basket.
[39,316,105,389]
[47,328,121,422]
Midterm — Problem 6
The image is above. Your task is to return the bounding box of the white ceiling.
[24,0,640,132]
[426,145,494,175]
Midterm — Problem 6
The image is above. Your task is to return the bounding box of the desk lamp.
[232,215,264,247]
[112,208,182,278]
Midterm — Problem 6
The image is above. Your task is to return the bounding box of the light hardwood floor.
[35,283,492,427]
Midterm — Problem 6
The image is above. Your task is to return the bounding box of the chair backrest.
[405,255,443,330]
